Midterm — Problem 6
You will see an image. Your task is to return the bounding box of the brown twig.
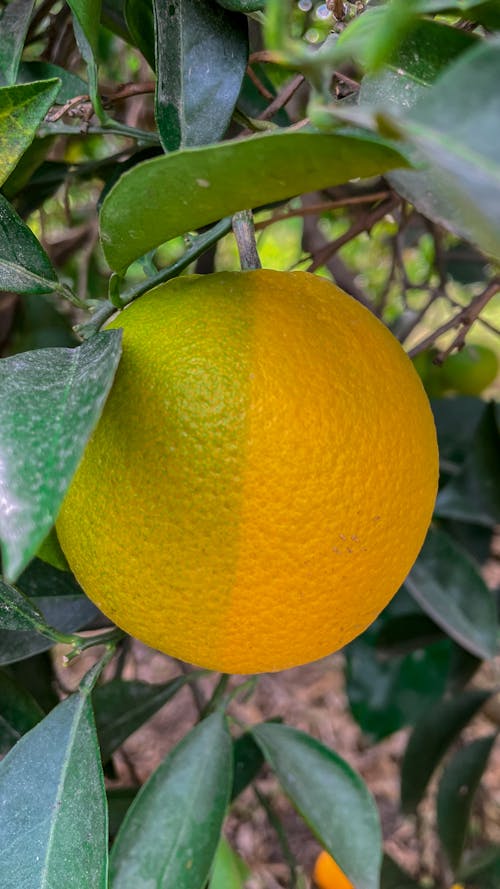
[246,64,274,100]
[258,74,305,121]
[306,196,400,273]
[46,81,156,123]
[408,277,500,358]
[254,191,392,230]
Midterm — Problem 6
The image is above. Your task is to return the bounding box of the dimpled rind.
[57,270,439,673]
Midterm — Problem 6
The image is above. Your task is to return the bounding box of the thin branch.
[408,278,500,358]
[254,191,392,230]
[246,64,274,100]
[258,74,305,121]
[307,196,400,273]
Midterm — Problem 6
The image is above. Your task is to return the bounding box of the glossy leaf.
[93,675,197,761]
[437,733,497,870]
[0,668,43,753]
[216,0,264,10]
[0,687,107,888]
[124,0,154,68]
[110,712,232,889]
[0,0,35,85]
[99,129,409,272]
[209,837,250,889]
[0,331,122,581]
[252,722,382,889]
[0,560,99,666]
[401,689,491,813]
[154,0,248,151]
[435,404,500,528]
[389,40,500,259]
[0,577,50,632]
[405,527,498,660]
[0,193,58,295]
[0,79,61,188]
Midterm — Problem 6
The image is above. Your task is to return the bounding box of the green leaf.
[17,61,87,104]
[0,0,35,85]
[0,559,98,665]
[437,733,497,871]
[0,576,49,632]
[231,730,265,800]
[124,0,154,68]
[8,650,59,712]
[100,129,408,273]
[415,0,500,26]
[0,79,61,188]
[458,846,500,889]
[0,668,43,753]
[209,837,250,889]
[252,723,382,889]
[154,0,248,152]
[66,0,105,121]
[435,404,500,528]
[0,193,58,295]
[380,854,421,889]
[388,40,500,260]
[360,18,477,112]
[375,613,445,656]
[0,688,107,889]
[110,712,232,889]
[400,688,491,813]
[93,675,198,761]
[107,787,138,839]
[431,397,486,474]
[405,527,498,660]
[0,331,122,582]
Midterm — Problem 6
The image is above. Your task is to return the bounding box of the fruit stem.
[232,210,262,270]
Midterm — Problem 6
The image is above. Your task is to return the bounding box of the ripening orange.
[313,850,355,889]
[57,270,438,673]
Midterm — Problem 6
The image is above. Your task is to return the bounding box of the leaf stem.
[232,210,262,270]
[76,217,233,338]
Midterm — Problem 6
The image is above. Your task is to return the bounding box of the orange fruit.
[313,850,355,889]
[57,270,438,673]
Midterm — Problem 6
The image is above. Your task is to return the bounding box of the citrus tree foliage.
[0,1,499,887]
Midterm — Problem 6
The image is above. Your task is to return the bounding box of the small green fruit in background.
[441,343,498,396]
[412,349,447,398]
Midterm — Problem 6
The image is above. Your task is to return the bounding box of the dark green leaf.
[110,711,232,889]
[209,837,250,889]
[405,527,498,660]
[0,563,99,665]
[66,0,105,121]
[124,0,155,68]
[101,0,133,44]
[252,722,381,889]
[376,614,445,657]
[8,158,70,216]
[0,193,58,295]
[231,730,265,799]
[0,0,35,85]
[435,404,500,528]
[0,577,48,631]
[100,129,409,272]
[431,396,486,474]
[440,519,494,568]
[0,331,122,581]
[7,292,78,355]
[8,650,59,712]
[380,854,420,889]
[443,242,489,286]
[437,733,497,870]
[346,630,451,741]
[216,0,264,10]
[400,688,491,813]
[0,79,61,187]
[0,688,107,888]
[415,0,500,27]
[93,675,195,761]
[107,787,138,839]
[17,62,87,104]
[458,846,500,889]
[0,668,43,753]
[154,0,248,152]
